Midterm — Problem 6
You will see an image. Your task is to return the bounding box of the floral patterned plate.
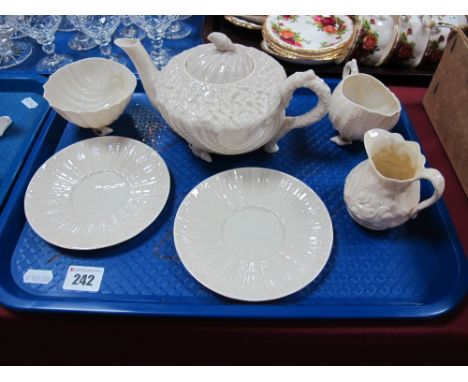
[264,15,354,55]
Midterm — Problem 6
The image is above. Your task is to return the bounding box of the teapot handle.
[264,70,330,153]
[410,168,445,218]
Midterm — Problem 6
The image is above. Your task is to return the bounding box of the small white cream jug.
[344,129,445,230]
[329,60,401,145]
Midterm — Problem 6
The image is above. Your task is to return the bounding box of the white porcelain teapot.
[115,33,331,162]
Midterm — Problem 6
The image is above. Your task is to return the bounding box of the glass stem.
[151,33,163,51]
[121,16,132,27]
[42,41,56,57]
[99,43,112,58]
[0,31,13,54]
[125,26,137,38]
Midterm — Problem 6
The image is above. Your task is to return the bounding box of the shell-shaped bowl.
[43,58,137,129]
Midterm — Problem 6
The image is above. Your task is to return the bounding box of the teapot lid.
[185,32,254,84]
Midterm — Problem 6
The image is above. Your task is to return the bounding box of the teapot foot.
[263,141,279,153]
[331,135,352,146]
[190,145,212,162]
[93,127,113,136]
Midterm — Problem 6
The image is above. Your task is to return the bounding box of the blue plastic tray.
[0,74,50,212]
[0,79,466,318]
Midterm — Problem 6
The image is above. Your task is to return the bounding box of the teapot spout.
[115,38,159,105]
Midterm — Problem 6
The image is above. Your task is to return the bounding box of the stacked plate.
[260,15,468,67]
[224,15,266,30]
[262,15,357,65]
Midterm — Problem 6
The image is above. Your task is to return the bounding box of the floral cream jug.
[389,15,432,68]
[344,129,445,230]
[351,15,399,67]
[115,32,331,162]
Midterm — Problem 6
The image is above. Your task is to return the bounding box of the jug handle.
[342,59,359,79]
[264,70,330,153]
[410,168,445,218]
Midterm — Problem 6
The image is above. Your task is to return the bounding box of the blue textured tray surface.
[0,78,465,318]
[0,75,49,211]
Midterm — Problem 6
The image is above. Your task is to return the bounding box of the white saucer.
[25,136,170,250]
[174,167,333,302]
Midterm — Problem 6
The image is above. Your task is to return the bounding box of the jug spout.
[115,38,159,105]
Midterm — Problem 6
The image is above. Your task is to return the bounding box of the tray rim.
[0,81,466,319]
[0,73,51,212]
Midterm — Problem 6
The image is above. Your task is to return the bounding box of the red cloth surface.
[0,86,466,365]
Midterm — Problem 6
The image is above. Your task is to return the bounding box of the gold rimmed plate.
[264,15,355,56]
[224,15,262,30]
[237,15,266,25]
[261,39,344,65]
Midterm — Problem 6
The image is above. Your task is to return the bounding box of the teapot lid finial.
[185,32,254,84]
[208,32,236,52]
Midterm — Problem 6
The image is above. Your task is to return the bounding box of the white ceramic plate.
[174,167,333,302]
[25,136,170,250]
